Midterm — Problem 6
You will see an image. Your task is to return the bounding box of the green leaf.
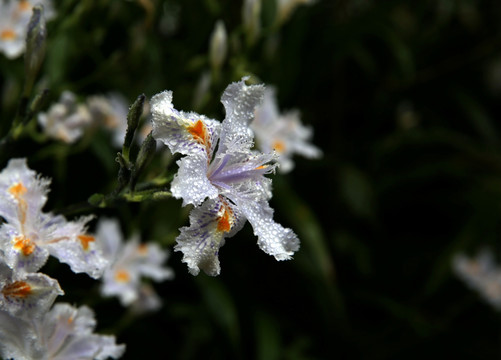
[339,165,374,218]
[255,311,281,360]
[196,276,241,350]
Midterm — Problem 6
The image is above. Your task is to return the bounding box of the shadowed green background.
[2,0,501,359]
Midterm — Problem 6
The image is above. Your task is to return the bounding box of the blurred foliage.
[3,0,501,358]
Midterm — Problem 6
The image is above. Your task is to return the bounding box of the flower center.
[272,140,286,153]
[137,243,148,255]
[115,269,130,283]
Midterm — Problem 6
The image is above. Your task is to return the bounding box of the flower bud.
[209,20,227,72]
[24,5,47,96]
[275,0,316,27]
[130,131,156,190]
[242,0,261,46]
[122,94,146,163]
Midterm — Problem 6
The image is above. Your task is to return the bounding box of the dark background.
[2,0,501,359]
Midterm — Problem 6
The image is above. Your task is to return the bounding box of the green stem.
[88,188,172,209]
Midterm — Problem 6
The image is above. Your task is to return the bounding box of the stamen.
[2,281,32,298]
[208,154,230,179]
[77,235,95,251]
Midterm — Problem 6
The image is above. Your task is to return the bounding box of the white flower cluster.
[0,158,123,359]
[0,159,173,358]
[0,0,55,59]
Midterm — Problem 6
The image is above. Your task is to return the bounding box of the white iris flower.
[252,87,322,173]
[151,78,300,276]
[97,218,173,308]
[37,91,93,144]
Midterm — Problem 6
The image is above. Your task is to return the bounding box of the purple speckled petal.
[174,198,245,276]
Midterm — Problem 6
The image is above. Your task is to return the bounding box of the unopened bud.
[24,5,47,96]
[123,94,146,163]
[115,152,130,194]
[209,20,227,72]
[242,0,261,46]
[192,71,211,111]
[130,131,156,190]
[275,0,315,27]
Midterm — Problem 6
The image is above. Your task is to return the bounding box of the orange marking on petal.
[115,270,130,283]
[104,114,119,128]
[255,165,267,170]
[0,29,16,41]
[8,182,27,197]
[217,207,232,233]
[272,140,286,153]
[18,0,31,11]
[188,120,209,146]
[137,243,148,255]
[9,183,28,225]
[2,281,32,298]
[13,236,35,256]
[77,235,95,251]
